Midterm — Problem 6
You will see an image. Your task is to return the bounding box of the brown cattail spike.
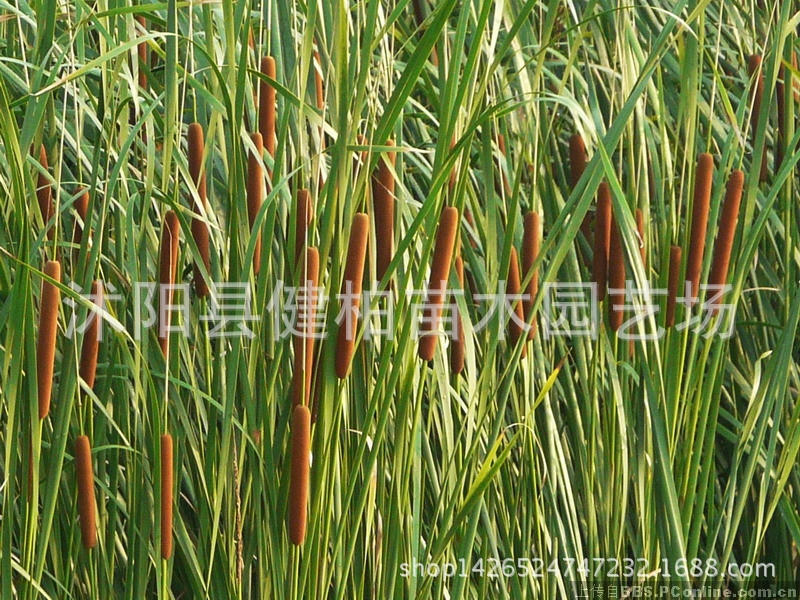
[36,145,54,239]
[419,206,459,361]
[568,134,587,189]
[522,211,540,340]
[288,404,311,545]
[136,16,148,90]
[335,214,369,378]
[75,435,97,549]
[37,260,61,419]
[247,133,264,274]
[294,189,313,263]
[685,153,714,301]
[709,170,744,307]
[259,56,277,157]
[291,248,320,408]
[160,433,174,559]
[747,55,767,182]
[72,188,90,258]
[373,140,396,284]
[158,211,180,357]
[592,183,612,301]
[666,246,683,328]
[506,246,526,358]
[607,211,626,332]
[79,280,103,392]
[188,123,210,297]
[313,51,324,112]
[450,254,466,374]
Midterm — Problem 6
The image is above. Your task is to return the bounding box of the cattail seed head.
[522,211,540,340]
[592,183,612,301]
[247,133,264,274]
[666,245,683,328]
[37,260,61,419]
[72,188,90,259]
[36,145,54,239]
[158,211,180,357]
[75,435,97,549]
[259,56,277,157]
[607,211,626,332]
[568,134,587,189]
[335,214,369,378]
[136,16,148,90]
[313,51,324,112]
[295,189,313,263]
[188,123,210,297]
[288,404,311,545]
[506,246,526,357]
[291,247,320,408]
[373,140,396,284]
[685,153,714,301]
[160,433,174,559]
[419,206,459,361]
[79,280,103,392]
[747,55,767,182]
[709,170,744,306]
[450,254,465,374]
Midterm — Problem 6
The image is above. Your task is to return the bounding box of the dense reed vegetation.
[1,0,800,598]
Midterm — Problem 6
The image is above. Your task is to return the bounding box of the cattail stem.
[419,206,459,361]
[294,190,313,264]
[522,211,540,340]
[373,140,396,284]
[160,433,173,559]
[75,435,97,549]
[158,211,180,357]
[188,123,210,297]
[335,214,369,378]
[685,153,714,301]
[79,281,103,392]
[259,56,277,158]
[288,404,311,545]
[291,248,320,408]
[36,145,54,239]
[592,183,612,301]
[666,245,682,328]
[450,254,465,374]
[37,260,61,419]
[709,170,744,307]
[607,211,626,332]
[506,246,526,358]
[247,133,264,274]
[747,55,767,182]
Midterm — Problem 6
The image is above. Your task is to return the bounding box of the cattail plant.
[288,404,311,545]
[335,213,369,378]
[247,133,264,275]
[506,246,526,358]
[747,55,767,182]
[708,170,744,307]
[259,56,277,158]
[160,433,173,559]
[188,123,210,297]
[607,211,626,332]
[685,153,714,301]
[291,247,319,408]
[295,189,313,264]
[449,254,465,374]
[410,0,438,66]
[353,134,369,184]
[313,51,324,113]
[72,188,90,259]
[36,144,54,239]
[635,208,646,267]
[37,260,61,419]
[666,246,682,328]
[79,280,103,392]
[522,211,540,340]
[136,16,148,91]
[75,435,97,549]
[158,211,180,357]
[568,134,587,189]
[373,140,396,283]
[592,183,612,301]
[419,206,458,361]
[776,53,797,173]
